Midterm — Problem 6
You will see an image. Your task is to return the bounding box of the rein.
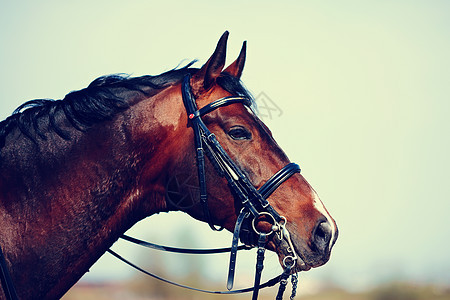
[107,234,298,298]
[109,74,302,299]
[107,236,282,294]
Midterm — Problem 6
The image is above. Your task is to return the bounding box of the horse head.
[160,32,338,273]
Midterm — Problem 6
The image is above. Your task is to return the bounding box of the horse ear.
[194,31,229,91]
[223,41,246,78]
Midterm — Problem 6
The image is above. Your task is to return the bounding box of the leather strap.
[227,209,250,290]
[120,235,251,254]
[107,249,282,295]
[275,264,293,300]
[258,163,301,199]
[190,97,249,119]
[0,244,18,300]
[182,75,223,231]
[252,233,268,300]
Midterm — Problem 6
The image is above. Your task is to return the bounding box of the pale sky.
[1,0,449,293]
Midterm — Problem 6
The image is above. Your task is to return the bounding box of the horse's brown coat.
[0,32,337,299]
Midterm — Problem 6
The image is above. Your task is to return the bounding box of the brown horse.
[0,32,337,299]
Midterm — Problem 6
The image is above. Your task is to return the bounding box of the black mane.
[0,65,253,148]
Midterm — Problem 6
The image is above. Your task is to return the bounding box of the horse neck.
[0,89,183,299]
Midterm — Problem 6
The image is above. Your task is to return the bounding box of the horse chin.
[268,239,313,273]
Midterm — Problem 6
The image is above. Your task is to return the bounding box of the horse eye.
[228,126,252,140]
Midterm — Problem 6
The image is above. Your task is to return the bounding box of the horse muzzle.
[271,217,338,273]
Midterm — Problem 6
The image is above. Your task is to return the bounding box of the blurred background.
[1,1,449,299]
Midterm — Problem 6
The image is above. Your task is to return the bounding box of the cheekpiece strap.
[182,74,223,231]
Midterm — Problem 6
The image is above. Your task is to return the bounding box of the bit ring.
[252,212,277,235]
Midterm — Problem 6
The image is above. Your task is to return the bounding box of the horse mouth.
[249,219,315,272]
[268,237,312,273]
[241,217,332,272]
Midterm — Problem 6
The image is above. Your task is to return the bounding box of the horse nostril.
[312,220,332,254]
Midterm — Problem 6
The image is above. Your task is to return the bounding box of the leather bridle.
[163,74,302,298]
[110,74,304,299]
[0,74,303,300]
[0,245,18,300]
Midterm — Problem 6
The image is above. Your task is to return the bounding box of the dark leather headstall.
[111,74,302,299]
[111,74,303,299]
[179,73,302,299]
